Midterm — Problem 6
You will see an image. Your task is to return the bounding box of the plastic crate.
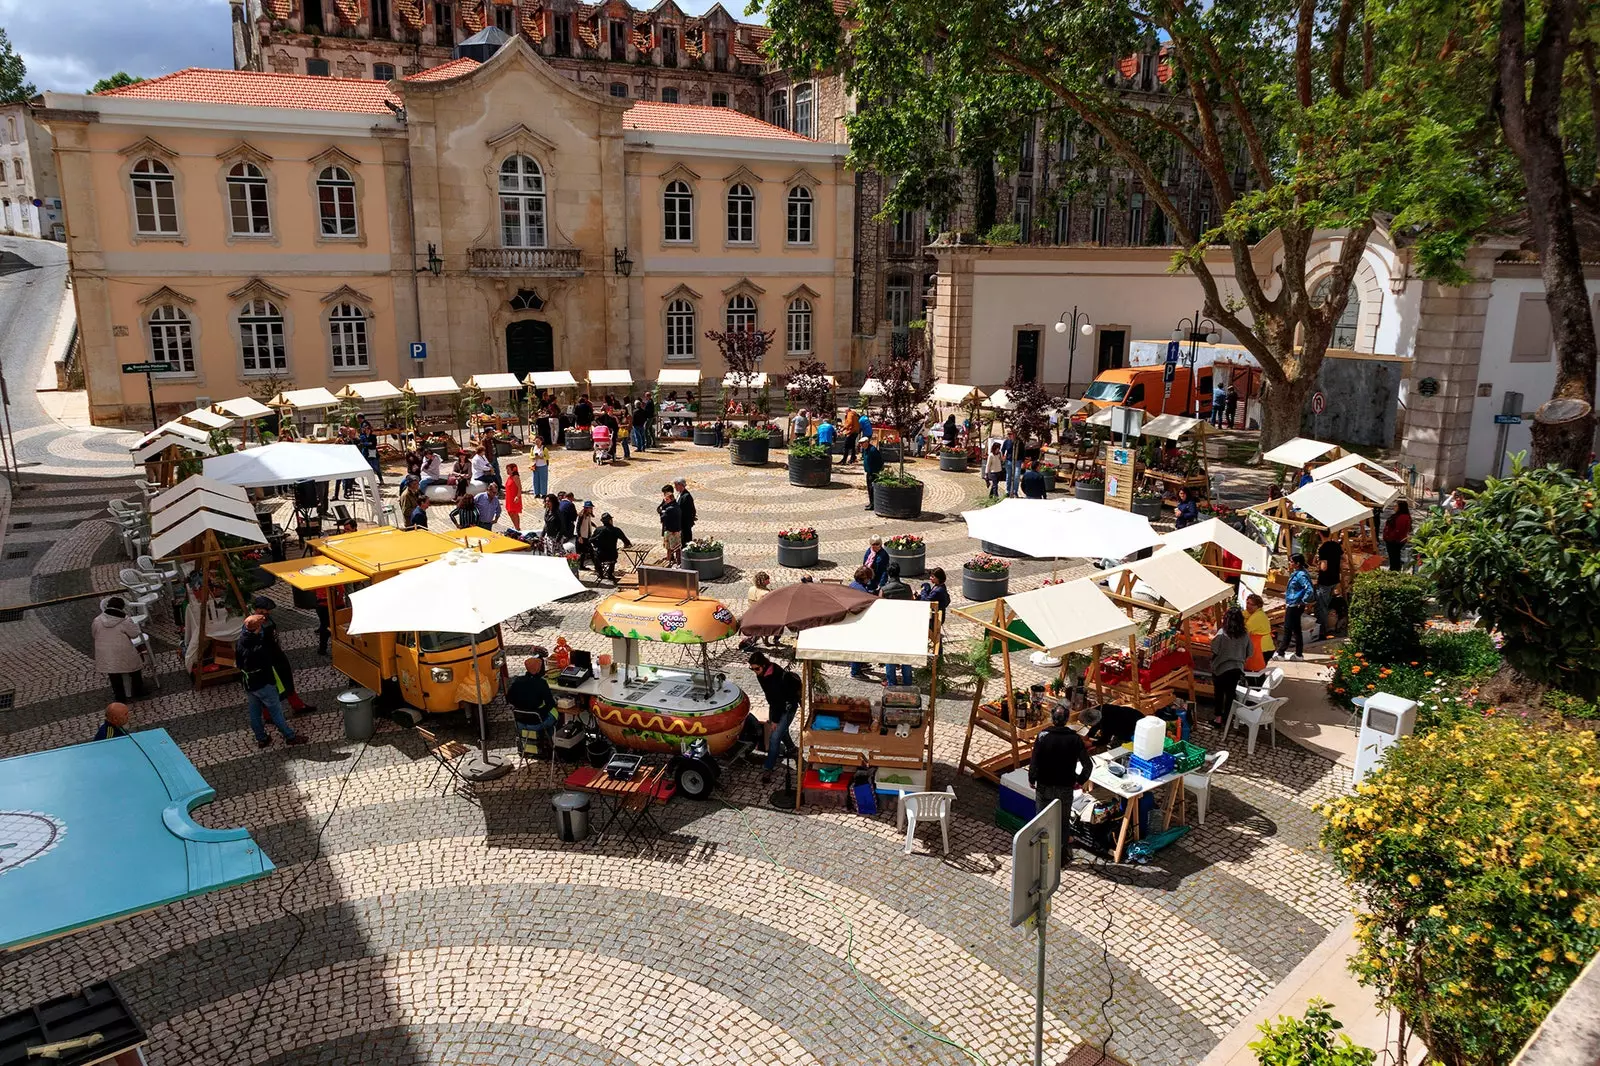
[995,807,1027,834]
[1165,738,1207,774]
[1128,751,1176,780]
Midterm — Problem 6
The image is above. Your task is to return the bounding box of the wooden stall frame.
[1086,571,1202,716]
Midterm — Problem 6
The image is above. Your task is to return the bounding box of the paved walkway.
[0,445,1353,1066]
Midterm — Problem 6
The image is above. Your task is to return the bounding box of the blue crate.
[1128,751,1175,780]
[998,786,1036,821]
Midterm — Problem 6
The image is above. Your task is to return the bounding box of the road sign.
[1163,361,1176,385]
[120,362,176,374]
[1165,340,1181,364]
[1310,390,1326,415]
[1011,799,1064,1066]
[1493,414,1522,425]
[409,342,428,360]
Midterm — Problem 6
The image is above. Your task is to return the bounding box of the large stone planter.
[939,452,968,473]
[979,539,1027,559]
[424,440,451,458]
[962,567,1010,603]
[693,426,721,447]
[1041,471,1058,493]
[730,438,771,466]
[565,430,593,452]
[885,543,926,578]
[777,537,820,568]
[768,428,786,449]
[787,453,832,488]
[493,437,514,457]
[877,442,902,465]
[871,480,924,520]
[683,546,725,582]
[1131,497,1164,520]
[1074,484,1105,505]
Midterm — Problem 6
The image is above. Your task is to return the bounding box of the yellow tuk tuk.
[264,526,531,717]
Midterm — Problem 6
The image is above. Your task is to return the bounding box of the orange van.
[1079,365,1214,419]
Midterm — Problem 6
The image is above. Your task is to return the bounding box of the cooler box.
[998,768,1037,820]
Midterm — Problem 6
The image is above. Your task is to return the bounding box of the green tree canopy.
[90,72,144,94]
[753,0,1501,449]
[0,27,36,104]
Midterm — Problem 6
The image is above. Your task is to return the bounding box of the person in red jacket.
[1382,500,1412,571]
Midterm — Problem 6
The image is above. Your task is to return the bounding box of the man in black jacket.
[507,656,558,757]
[237,613,307,748]
[251,596,316,715]
[861,439,884,510]
[1029,706,1093,856]
[750,651,802,779]
[589,513,633,582]
[673,478,697,545]
[657,485,683,566]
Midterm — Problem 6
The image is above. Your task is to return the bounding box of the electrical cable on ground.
[1081,833,1122,1066]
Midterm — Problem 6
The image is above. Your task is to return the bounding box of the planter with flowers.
[777,526,820,568]
[730,424,771,466]
[1074,474,1105,505]
[1037,462,1059,494]
[786,439,832,487]
[871,470,925,520]
[1131,490,1164,520]
[683,536,725,581]
[961,552,1011,602]
[565,551,581,577]
[884,533,926,578]
[693,421,723,448]
[939,447,969,473]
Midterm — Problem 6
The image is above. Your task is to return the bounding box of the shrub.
[1541,688,1600,720]
[789,440,828,460]
[1346,570,1431,659]
[873,470,923,488]
[1327,628,1500,730]
[1320,720,1600,1066]
[732,425,772,441]
[1248,1000,1374,1066]
[1413,460,1600,696]
[982,221,1022,245]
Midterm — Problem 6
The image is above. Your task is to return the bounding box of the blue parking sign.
[409,342,428,360]
[1165,340,1181,364]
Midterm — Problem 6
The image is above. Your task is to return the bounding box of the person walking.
[1002,429,1021,498]
[92,597,145,702]
[1211,381,1227,426]
[575,500,597,568]
[840,407,860,464]
[862,437,883,511]
[503,464,524,531]
[1208,606,1253,727]
[557,492,578,538]
[590,513,633,583]
[1226,383,1240,428]
[858,410,874,453]
[1028,705,1093,856]
[529,438,550,498]
[237,613,306,748]
[540,495,563,551]
[251,596,317,715]
[658,484,684,566]
[95,701,132,741]
[1382,501,1411,571]
[674,478,697,545]
[816,413,836,461]
[750,651,802,781]
[643,393,658,447]
[1313,528,1343,640]
[982,440,1004,497]
[862,535,889,590]
[1281,554,1314,660]
[1244,593,1276,666]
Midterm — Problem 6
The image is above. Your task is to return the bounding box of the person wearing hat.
[589,512,632,582]
[236,613,306,748]
[575,500,597,568]
[95,701,132,741]
[749,650,802,780]
[251,595,317,716]
[506,656,558,758]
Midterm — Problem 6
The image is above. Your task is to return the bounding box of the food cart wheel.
[673,755,719,800]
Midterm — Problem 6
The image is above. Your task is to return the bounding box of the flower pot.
[885,543,925,578]
[1131,497,1164,520]
[939,452,968,473]
[777,537,820,568]
[565,431,592,452]
[872,480,924,520]
[1041,471,1058,493]
[1074,484,1105,505]
[787,453,832,488]
[683,547,725,581]
[424,440,451,458]
[768,428,786,449]
[493,438,514,457]
[979,540,1026,559]
[693,426,721,447]
[962,567,1010,603]
[731,438,770,466]
[877,443,902,465]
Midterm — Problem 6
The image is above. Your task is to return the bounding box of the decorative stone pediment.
[721,277,766,299]
[782,283,821,302]
[651,0,685,21]
[321,284,372,306]
[137,285,195,307]
[117,136,177,161]
[660,161,701,184]
[215,140,275,166]
[227,278,291,303]
[784,167,822,189]
[723,165,763,186]
[661,283,703,302]
[701,3,734,27]
[308,145,361,171]
[486,122,560,157]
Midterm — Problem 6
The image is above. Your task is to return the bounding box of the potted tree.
[730,424,771,466]
[996,370,1063,470]
[884,533,926,577]
[962,552,1011,602]
[1075,474,1106,504]
[867,345,934,520]
[1131,489,1164,519]
[939,446,969,472]
[683,536,725,581]
[777,526,820,568]
[706,320,776,460]
[787,439,832,487]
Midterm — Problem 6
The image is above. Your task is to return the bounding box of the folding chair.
[416,727,478,803]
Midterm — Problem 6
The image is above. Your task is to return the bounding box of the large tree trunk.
[1257,372,1316,454]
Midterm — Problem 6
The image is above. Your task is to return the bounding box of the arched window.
[768,89,788,129]
[726,293,757,333]
[147,305,195,373]
[786,185,813,244]
[329,302,369,370]
[792,83,814,138]
[786,298,812,356]
[664,179,694,243]
[665,298,696,360]
[499,155,546,248]
[1314,275,1360,348]
[226,162,271,235]
[238,299,287,374]
[316,165,357,237]
[726,182,754,243]
[131,158,178,235]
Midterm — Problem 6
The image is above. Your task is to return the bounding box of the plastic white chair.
[1238,666,1285,704]
[1182,750,1230,826]
[897,786,956,855]
[108,498,140,517]
[119,567,165,600]
[1226,695,1286,755]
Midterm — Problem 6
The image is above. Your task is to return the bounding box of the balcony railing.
[469,247,584,275]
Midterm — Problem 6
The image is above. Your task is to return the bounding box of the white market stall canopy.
[463,373,524,392]
[131,433,215,464]
[1140,414,1209,441]
[150,488,257,537]
[1312,453,1407,485]
[268,387,340,410]
[785,374,836,390]
[1001,579,1139,657]
[180,407,234,431]
[203,443,375,488]
[858,378,885,397]
[1156,517,1271,579]
[1082,406,1116,427]
[932,383,985,405]
[1283,480,1373,532]
[1262,436,1341,468]
[149,475,248,513]
[148,479,264,559]
[1098,549,1234,619]
[213,396,274,420]
[404,376,460,396]
[722,372,768,389]
[961,497,1159,560]
[336,380,404,402]
[797,599,935,666]
[133,420,210,451]
[1325,468,1401,508]
[987,389,1014,410]
[657,369,701,386]
[150,511,267,560]
[588,369,633,387]
[525,371,579,389]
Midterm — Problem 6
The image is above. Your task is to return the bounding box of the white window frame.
[148,304,196,373]
[1054,200,1071,244]
[665,298,696,361]
[1127,191,1144,246]
[1313,276,1360,350]
[226,161,271,236]
[768,88,788,129]
[786,185,813,245]
[792,82,814,138]
[328,302,370,371]
[131,158,179,235]
[886,277,912,329]
[726,182,754,244]
[786,298,813,356]
[664,179,694,243]
[726,293,757,333]
[1089,194,1107,244]
[316,165,358,237]
[237,298,288,375]
[498,154,547,249]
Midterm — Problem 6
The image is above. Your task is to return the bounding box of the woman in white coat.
[92,596,146,702]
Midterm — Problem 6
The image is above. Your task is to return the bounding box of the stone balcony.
[468,247,584,276]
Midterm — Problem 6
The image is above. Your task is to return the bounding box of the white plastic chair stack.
[1183,750,1230,826]
[897,787,956,855]
[1238,666,1284,704]
[1226,695,1286,756]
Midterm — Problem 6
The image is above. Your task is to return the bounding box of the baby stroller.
[590,424,613,465]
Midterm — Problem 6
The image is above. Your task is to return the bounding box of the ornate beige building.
[0,104,64,240]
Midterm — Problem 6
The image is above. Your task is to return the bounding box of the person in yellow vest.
[1245,593,1276,666]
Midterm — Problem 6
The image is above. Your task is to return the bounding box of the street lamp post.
[1171,310,1219,419]
[1053,306,1094,398]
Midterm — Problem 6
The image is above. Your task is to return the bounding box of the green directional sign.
[121,362,178,374]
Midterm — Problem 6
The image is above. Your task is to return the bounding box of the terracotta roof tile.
[396,0,425,30]
[733,38,764,65]
[460,0,487,33]
[576,5,600,48]
[683,25,703,58]
[331,0,361,28]
[404,56,481,81]
[98,68,401,114]
[521,2,546,42]
[624,102,811,141]
[262,0,293,17]
[633,9,653,51]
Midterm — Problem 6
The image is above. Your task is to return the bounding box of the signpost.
[1010,799,1063,1066]
[1310,391,1326,415]
[1493,391,1523,479]
[409,342,428,361]
[121,361,177,430]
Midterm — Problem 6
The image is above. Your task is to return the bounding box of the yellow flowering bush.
[1321,720,1600,1066]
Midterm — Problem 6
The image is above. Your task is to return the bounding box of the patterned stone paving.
[0,441,1347,1066]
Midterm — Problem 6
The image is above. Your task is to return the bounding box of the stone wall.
[1303,354,1404,447]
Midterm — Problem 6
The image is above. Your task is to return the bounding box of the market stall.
[960,496,1159,561]
[462,373,528,439]
[212,395,275,445]
[1155,516,1271,601]
[1136,413,1214,505]
[130,421,215,488]
[267,387,340,440]
[1262,435,1343,492]
[204,442,387,525]
[1245,479,1377,595]
[589,368,634,396]
[794,598,943,806]
[656,368,702,436]
[1310,452,1408,489]
[952,578,1138,783]
[179,406,234,436]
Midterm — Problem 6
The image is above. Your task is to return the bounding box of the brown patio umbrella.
[738,582,877,637]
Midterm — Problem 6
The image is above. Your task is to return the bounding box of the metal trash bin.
[337,687,376,741]
[552,791,591,842]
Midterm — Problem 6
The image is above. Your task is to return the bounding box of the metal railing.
[468,247,583,273]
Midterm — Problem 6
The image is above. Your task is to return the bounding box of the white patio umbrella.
[961,498,1159,560]
[345,550,586,777]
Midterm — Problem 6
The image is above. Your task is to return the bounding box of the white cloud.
[0,0,233,92]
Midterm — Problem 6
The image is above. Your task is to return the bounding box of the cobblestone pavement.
[0,442,1347,1066]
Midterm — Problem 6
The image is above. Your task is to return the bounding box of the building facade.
[39,37,851,426]
[0,104,64,240]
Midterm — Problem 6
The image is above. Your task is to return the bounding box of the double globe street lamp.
[1172,312,1220,419]
[1054,306,1094,397]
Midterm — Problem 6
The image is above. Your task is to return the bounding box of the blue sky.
[0,0,750,93]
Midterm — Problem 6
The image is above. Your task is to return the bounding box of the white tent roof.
[150,488,257,536]
[858,378,885,397]
[1262,436,1340,468]
[1083,406,1116,427]
[526,370,579,389]
[932,383,985,404]
[150,511,266,561]
[722,372,768,389]
[1285,480,1373,532]
[657,369,701,385]
[1156,517,1270,578]
[797,599,934,666]
[463,373,524,392]
[131,433,214,463]
[133,420,210,450]
[1140,414,1207,440]
[336,380,404,401]
[1312,452,1406,485]
[268,387,340,410]
[404,376,460,396]
[1099,550,1233,619]
[986,389,1014,410]
[213,396,274,419]
[1002,579,1138,657]
[786,374,836,390]
[149,475,249,513]
[1326,468,1401,507]
[180,408,234,430]
[203,442,374,488]
[588,369,633,386]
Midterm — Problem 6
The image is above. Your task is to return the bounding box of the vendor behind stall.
[750,651,802,779]
[1029,706,1093,854]
[507,656,558,756]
